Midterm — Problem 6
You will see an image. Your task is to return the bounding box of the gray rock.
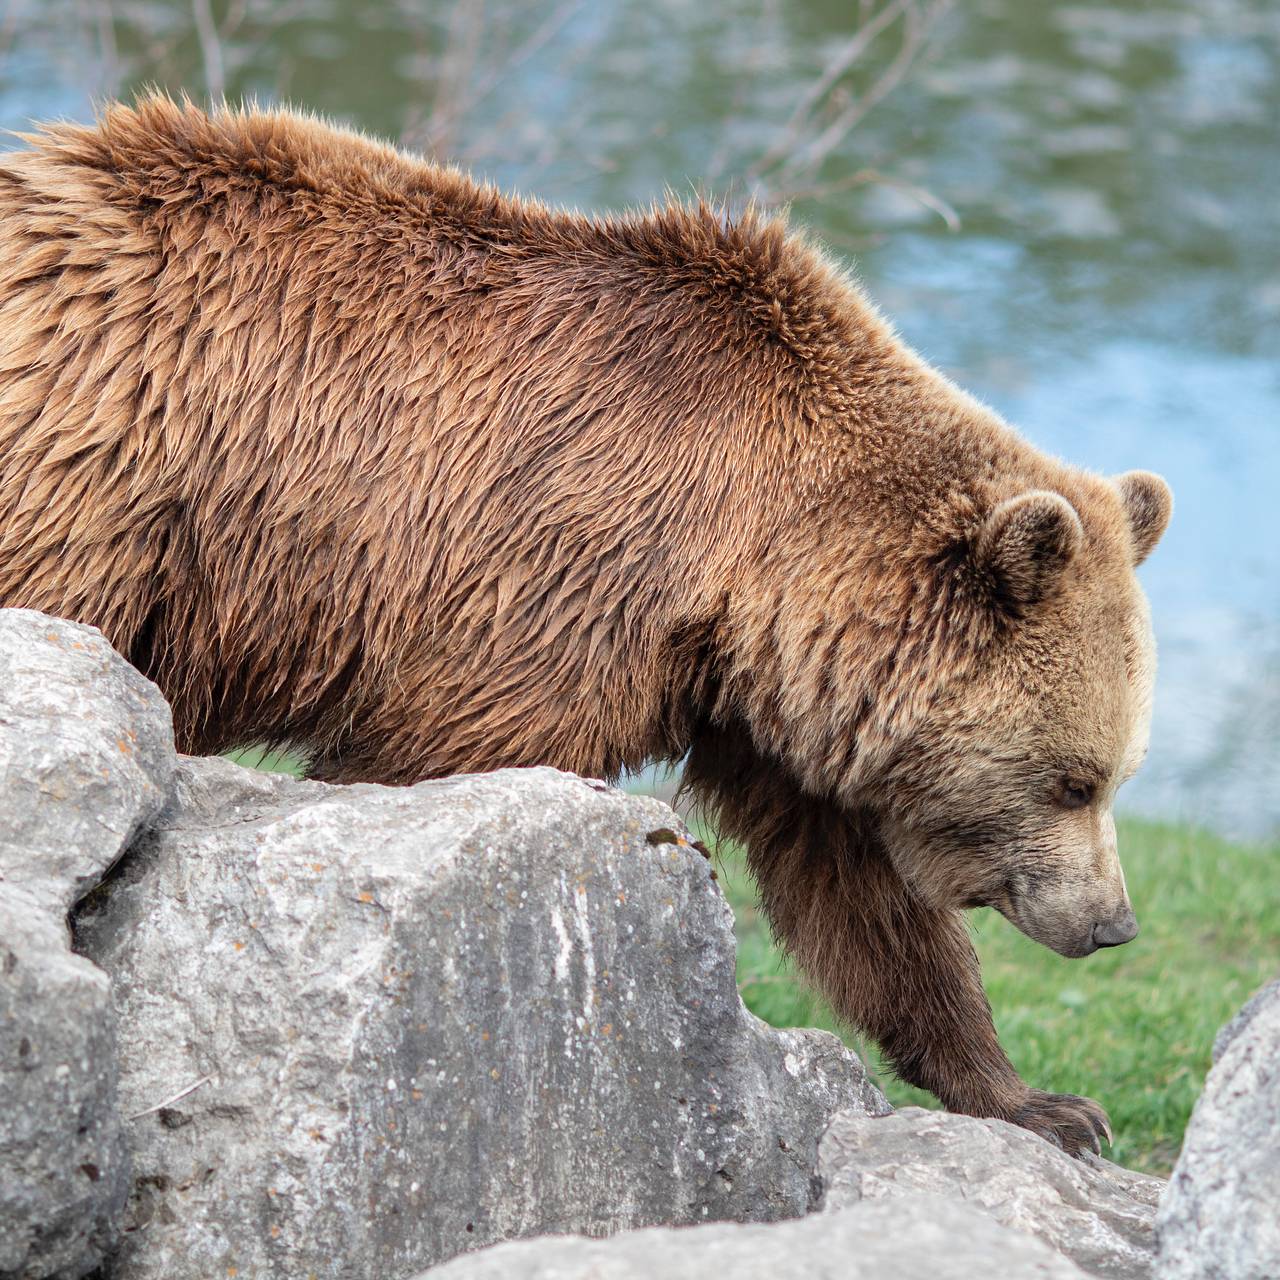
[415,1194,1090,1279]
[817,1108,1162,1279]
[1156,978,1280,1280]
[1210,976,1279,1064]
[0,609,174,915]
[0,902,130,1280]
[0,610,174,1280]
[74,759,887,1279]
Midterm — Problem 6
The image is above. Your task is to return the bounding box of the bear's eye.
[1056,780,1095,810]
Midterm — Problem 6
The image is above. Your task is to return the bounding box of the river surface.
[2,0,1276,835]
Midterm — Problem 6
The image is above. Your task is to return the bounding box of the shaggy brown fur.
[0,97,1171,1154]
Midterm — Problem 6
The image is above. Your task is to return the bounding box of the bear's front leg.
[805,848,1113,1156]
[685,729,1111,1156]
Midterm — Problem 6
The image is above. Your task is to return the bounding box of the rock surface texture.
[0,609,174,916]
[0,610,174,1280]
[1156,977,1280,1280]
[816,1108,1161,1280]
[415,1194,1090,1279]
[73,758,888,1279]
[12,606,1252,1280]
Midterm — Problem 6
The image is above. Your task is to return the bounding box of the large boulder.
[0,610,174,1280]
[0,610,174,916]
[415,1194,1090,1279]
[73,758,888,1279]
[1156,978,1280,1279]
[817,1108,1162,1279]
[0,907,126,1280]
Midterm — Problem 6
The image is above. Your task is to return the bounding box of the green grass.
[719,818,1280,1174]
[226,746,307,776]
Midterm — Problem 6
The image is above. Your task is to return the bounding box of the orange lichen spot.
[358,891,374,903]
[232,941,245,952]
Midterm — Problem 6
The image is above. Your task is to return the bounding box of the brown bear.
[0,97,1171,1155]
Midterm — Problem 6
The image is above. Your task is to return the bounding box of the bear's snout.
[998,877,1136,959]
[1091,906,1139,949]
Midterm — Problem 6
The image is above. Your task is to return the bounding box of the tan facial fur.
[864,475,1168,959]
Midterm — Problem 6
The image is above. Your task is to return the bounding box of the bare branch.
[737,0,956,235]
[746,0,913,184]
[191,0,225,103]
[777,1,949,188]
[423,0,487,157]
[869,171,961,231]
[442,0,585,139]
[36,0,955,240]
[405,0,586,161]
[93,0,118,94]
[706,0,781,185]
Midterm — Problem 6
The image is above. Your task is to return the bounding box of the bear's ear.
[1114,470,1172,566]
[974,491,1083,613]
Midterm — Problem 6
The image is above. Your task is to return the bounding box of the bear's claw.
[1010,1089,1112,1157]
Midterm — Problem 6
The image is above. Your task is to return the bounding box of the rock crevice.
[0,611,174,1280]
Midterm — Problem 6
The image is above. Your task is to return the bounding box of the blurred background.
[1,0,1275,836]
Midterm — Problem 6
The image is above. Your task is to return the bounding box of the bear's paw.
[1009,1089,1112,1157]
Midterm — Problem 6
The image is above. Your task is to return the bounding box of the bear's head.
[869,470,1174,958]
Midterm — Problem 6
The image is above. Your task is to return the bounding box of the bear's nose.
[1092,908,1139,948]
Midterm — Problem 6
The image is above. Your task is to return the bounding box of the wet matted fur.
[0,97,1172,1153]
